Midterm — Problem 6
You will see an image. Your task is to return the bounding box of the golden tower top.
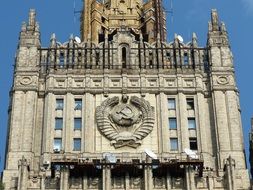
[80,0,166,43]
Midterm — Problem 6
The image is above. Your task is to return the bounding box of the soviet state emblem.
[96,95,155,148]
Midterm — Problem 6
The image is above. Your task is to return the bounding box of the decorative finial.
[192,33,198,47]
[211,9,219,31]
[221,22,227,33]
[29,9,36,27]
[50,33,56,48]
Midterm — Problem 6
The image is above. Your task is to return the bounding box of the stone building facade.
[2,0,251,189]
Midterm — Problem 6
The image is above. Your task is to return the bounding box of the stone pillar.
[85,93,95,152]
[185,166,195,190]
[207,171,214,190]
[225,156,236,190]
[102,166,111,190]
[144,157,153,190]
[60,167,69,190]
[64,93,72,152]
[82,170,88,190]
[41,174,45,190]
[178,92,188,150]
[17,156,29,190]
[166,171,171,190]
[125,171,130,190]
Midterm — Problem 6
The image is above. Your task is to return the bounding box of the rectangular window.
[55,118,63,130]
[74,118,82,130]
[75,99,82,110]
[186,98,194,110]
[56,99,64,110]
[73,138,81,151]
[170,138,178,151]
[188,118,196,129]
[54,138,62,151]
[169,118,177,129]
[189,138,198,150]
[168,98,176,110]
[184,53,189,65]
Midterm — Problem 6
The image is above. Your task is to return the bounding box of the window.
[54,138,62,151]
[170,138,178,151]
[169,118,177,129]
[184,53,189,65]
[186,98,194,110]
[166,52,171,60]
[73,138,81,151]
[55,118,63,130]
[189,138,198,150]
[75,99,82,110]
[74,118,82,130]
[122,47,127,68]
[59,53,64,67]
[188,118,196,129]
[56,99,64,110]
[168,98,176,110]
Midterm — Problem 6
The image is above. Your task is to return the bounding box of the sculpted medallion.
[96,95,155,148]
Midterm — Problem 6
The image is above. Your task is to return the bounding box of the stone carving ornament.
[96,95,154,148]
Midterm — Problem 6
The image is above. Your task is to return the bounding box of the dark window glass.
[73,138,81,151]
[60,53,64,66]
[186,98,194,110]
[56,99,64,110]
[122,47,127,68]
[184,53,189,65]
[55,118,63,130]
[189,138,198,150]
[74,118,82,130]
[169,118,177,129]
[170,138,178,151]
[75,99,82,110]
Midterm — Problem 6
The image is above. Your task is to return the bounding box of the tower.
[2,1,251,190]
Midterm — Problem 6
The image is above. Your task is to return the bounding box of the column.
[82,170,88,190]
[166,171,171,190]
[178,93,188,150]
[185,166,195,190]
[144,157,153,190]
[102,166,111,190]
[60,166,69,190]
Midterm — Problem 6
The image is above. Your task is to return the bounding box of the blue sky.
[0,0,253,172]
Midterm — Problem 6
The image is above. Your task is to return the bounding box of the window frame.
[168,118,177,130]
[74,99,82,110]
[189,138,198,150]
[188,118,196,130]
[73,138,81,151]
[56,99,64,110]
[74,118,82,130]
[53,138,62,151]
[186,98,194,110]
[170,138,178,151]
[55,118,63,130]
[167,98,176,110]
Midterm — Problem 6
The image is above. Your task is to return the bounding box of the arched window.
[122,47,127,68]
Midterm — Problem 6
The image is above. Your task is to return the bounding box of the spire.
[19,9,40,47]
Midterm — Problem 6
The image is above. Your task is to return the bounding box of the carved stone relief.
[130,177,143,189]
[96,95,155,148]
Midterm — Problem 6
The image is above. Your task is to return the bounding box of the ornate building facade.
[2,0,251,189]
